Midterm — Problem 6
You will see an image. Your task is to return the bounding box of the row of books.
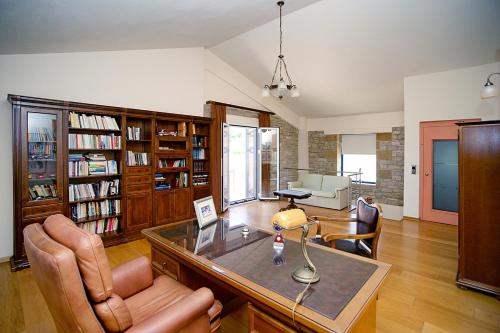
[29,142,56,160]
[158,159,186,168]
[69,112,120,130]
[126,126,143,140]
[193,161,208,172]
[126,151,149,166]
[28,127,55,142]
[69,179,120,202]
[68,134,121,150]
[70,199,121,220]
[29,184,58,200]
[69,160,119,177]
[192,148,207,160]
[78,218,119,234]
[193,174,209,186]
[192,136,208,148]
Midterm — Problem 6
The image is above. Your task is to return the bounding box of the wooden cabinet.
[9,95,215,271]
[155,188,191,225]
[457,121,500,296]
[126,191,152,232]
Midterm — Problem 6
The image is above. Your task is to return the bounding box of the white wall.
[403,62,500,218]
[0,48,307,258]
[307,111,404,134]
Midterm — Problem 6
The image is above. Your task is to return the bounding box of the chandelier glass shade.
[480,72,499,99]
[262,1,299,99]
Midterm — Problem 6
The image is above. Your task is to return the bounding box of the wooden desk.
[142,219,390,333]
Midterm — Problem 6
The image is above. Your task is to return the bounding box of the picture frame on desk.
[193,196,217,228]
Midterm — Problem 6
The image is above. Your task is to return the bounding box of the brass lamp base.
[292,265,320,284]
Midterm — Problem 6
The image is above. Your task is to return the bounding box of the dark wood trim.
[209,103,226,213]
[206,100,275,115]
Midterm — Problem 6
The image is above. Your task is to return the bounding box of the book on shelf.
[28,127,54,142]
[193,174,209,186]
[69,179,120,202]
[126,126,142,140]
[191,123,196,135]
[69,112,120,130]
[193,161,208,172]
[127,151,149,166]
[192,148,207,160]
[29,184,58,200]
[29,142,56,160]
[69,134,121,149]
[158,158,186,168]
[71,199,121,220]
[69,153,118,176]
[78,217,119,234]
[177,122,187,137]
[192,135,208,147]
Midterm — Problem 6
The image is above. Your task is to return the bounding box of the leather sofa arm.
[112,256,153,299]
[287,181,302,189]
[125,287,215,333]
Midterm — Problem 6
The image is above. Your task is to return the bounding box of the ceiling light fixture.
[262,1,299,99]
[481,72,499,99]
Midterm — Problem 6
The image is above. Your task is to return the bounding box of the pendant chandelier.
[262,1,299,99]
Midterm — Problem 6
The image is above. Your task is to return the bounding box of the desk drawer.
[248,304,295,333]
[151,248,179,280]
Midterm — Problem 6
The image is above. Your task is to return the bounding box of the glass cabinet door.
[25,111,61,203]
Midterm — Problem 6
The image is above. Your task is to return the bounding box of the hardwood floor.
[1,200,499,333]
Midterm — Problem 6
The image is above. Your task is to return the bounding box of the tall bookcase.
[9,95,213,271]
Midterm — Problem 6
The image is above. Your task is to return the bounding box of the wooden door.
[126,191,152,232]
[155,190,174,225]
[420,119,479,224]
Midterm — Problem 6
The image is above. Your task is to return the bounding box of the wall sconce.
[481,72,500,99]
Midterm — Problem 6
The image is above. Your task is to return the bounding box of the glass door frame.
[257,127,280,200]
[21,107,64,206]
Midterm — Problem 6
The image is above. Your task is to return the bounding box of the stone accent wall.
[308,131,337,173]
[270,114,299,191]
[307,127,404,206]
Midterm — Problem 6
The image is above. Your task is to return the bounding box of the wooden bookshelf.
[9,94,214,271]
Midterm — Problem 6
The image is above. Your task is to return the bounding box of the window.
[341,134,376,184]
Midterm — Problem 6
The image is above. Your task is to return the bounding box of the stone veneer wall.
[270,114,299,191]
[307,127,404,206]
[308,132,338,173]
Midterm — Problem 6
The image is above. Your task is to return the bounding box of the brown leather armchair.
[23,214,222,333]
[310,197,383,259]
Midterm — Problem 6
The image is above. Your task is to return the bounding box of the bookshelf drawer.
[22,204,64,219]
[151,248,179,280]
[127,175,151,184]
[127,166,151,175]
[127,183,151,193]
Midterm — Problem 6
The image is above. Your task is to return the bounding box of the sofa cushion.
[311,190,336,198]
[290,187,312,194]
[321,176,349,192]
[298,174,323,191]
[43,214,113,303]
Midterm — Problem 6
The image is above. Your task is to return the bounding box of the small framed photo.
[193,196,218,228]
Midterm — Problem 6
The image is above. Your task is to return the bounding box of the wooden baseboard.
[403,215,420,222]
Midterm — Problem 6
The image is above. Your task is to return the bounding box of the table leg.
[279,197,305,212]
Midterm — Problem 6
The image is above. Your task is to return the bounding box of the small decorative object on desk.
[193,196,218,228]
[241,227,250,238]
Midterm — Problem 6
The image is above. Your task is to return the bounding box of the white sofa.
[287,174,349,210]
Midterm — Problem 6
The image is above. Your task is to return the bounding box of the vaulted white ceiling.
[210,0,500,117]
[0,0,320,54]
[1,0,499,118]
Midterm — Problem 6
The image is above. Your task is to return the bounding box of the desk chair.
[310,197,382,259]
[23,214,222,333]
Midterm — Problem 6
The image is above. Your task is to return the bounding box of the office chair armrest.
[112,256,153,299]
[323,232,377,244]
[125,287,215,333]
[310,216,357,223]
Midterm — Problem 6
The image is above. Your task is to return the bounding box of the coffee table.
[273,189,312,211]
[142,219,391,333]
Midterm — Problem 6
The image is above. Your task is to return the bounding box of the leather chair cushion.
[356,200,379,247]
[93,293,133,332]
[43,214,113,302]
[125,275,194,326]
[23,223,105,333]
[334,239,371,258]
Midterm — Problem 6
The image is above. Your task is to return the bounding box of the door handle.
[425,171,429,176]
